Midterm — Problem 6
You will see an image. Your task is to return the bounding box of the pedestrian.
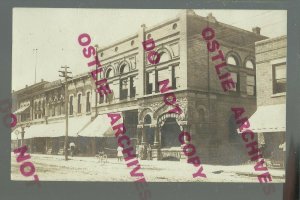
[147,144,152,160]
[69,142,76,157]
[117,146,123,162]
[279,141,286,167]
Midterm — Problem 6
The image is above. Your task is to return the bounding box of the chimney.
[252,27,261,35]
[41,79,44,82]
[25,85,28,88]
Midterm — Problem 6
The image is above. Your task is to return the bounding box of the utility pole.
[33,48,38,84]
[59,66,72,161]
[94,44,99,118]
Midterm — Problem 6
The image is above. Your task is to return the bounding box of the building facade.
[250,35,287,167]
[12,10,267,164]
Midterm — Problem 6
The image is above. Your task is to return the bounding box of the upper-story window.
[230,72,239,92]
[106,68,113,78]
[120,63,129,74]
[273,62,286,94]
[159,51,170,63]
[130,77,136,98]
[172,65,179,89]
[77,94,81,114]
[245,60,255,69]
[157,68,169,92]
[146,72,153,95]
[120,79,128,100]
[227,56,238,66]
[247,75,255,96]
[86,92,91,112]
[69,96,73,115]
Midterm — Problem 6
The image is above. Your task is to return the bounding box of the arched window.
[159,51,170,63]
[144,114,152,125]
[77,94,81,113]
[106,68,113,78]
[227,56,238,66]
[86,92,91,112]
[245,60,254,69]
[120,63,129,74]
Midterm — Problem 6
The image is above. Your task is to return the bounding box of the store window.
[77,94,81,113]
[86,92,91,112]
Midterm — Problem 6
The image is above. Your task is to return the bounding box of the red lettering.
[122,146,136,161]
[254,159,268,171]
[231,107,245,121]
[183,144,196,157]
[107,113,121,125]
[83,46,96,58]
[202,27,215,41]
[211,50,225,62]
[158,79,171,93]
[193,166,207,178]
[221,78,235,92]
[147,51,161,64]
[241,130,254,143]
[20,162,35,177]
[257,172,272,183]
[142,39,156,51]
[163,93,176,106]
[178,131,191,144]
[207,40,220,52]
[14,145,31,163]
[78,33,91,46]
[117,135,131,148]
[112,123,126,137]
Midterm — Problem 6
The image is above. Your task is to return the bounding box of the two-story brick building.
[12,10,267,164]
[249,35,287,167]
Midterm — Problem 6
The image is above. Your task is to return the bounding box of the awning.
[78,114,117,137]
[244,104,286,133]
[21,116,91,139]
[14,105,30,115]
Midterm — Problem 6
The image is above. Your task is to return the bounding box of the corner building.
[12,10,267,165]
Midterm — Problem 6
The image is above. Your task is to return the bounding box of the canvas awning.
[244,104,286,133]
[78,114,118,137]
[20,116,91,139]
[14,105,30,115]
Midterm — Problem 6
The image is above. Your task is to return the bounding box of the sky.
[12,8,287,91]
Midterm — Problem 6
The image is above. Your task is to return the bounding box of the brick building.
[12,10,267,164]
[249,35,287,167]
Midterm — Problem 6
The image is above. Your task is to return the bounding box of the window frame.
[272,62,287,94]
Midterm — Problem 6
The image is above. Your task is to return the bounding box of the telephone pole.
[94,44,99,118]
[59,66,72,161]
[33,48,38,84]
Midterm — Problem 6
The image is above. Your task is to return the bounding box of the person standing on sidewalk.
[117,146,123,162]
[69,142,76,157]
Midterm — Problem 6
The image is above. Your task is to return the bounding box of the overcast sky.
[12,8,287,91]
